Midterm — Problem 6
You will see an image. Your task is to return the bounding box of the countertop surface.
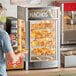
[7,67,76,76]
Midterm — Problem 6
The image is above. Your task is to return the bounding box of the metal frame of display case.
[17,6,60,70]
[61,3,64,45]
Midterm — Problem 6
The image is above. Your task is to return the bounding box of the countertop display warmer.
[6,17,25,70]
[17,6,60,70]
[55,2,76,67]
[61,3,76,67]
[54,2,76,45]
[61,3,76,45]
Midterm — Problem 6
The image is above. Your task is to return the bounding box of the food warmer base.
[61,54,76,67]
[25,60,58,69]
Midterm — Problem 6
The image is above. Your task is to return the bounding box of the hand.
[11,51,28,64]
[16,51,28,58]
[19,51,28,58]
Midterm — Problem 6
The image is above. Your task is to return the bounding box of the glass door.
[61,3,76,44]
[64,11,76,31]
[30,20,57,62]
[17,19,26,52]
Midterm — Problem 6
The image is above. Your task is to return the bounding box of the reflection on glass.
[16,19,26,53]
[64,11,76,31]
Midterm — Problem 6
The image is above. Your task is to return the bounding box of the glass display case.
[17,6,60,69]
[6,17,25,70]
[61,3,76,45]
[60,3,76,68]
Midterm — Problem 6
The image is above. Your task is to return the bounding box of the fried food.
[47,32,55,37]
[31,41,35,47]
[31,38,55,47]
[30,21,55,29]
[32,47,56,55]
[30,24,35,29]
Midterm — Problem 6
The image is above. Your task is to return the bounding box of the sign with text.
[28,8,58,19]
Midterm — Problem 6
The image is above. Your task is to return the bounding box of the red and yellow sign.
[6,58,23,70]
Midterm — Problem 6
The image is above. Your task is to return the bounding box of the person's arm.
[6,50,27,63]
[6,50,19,63]
[2,32,27,63]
